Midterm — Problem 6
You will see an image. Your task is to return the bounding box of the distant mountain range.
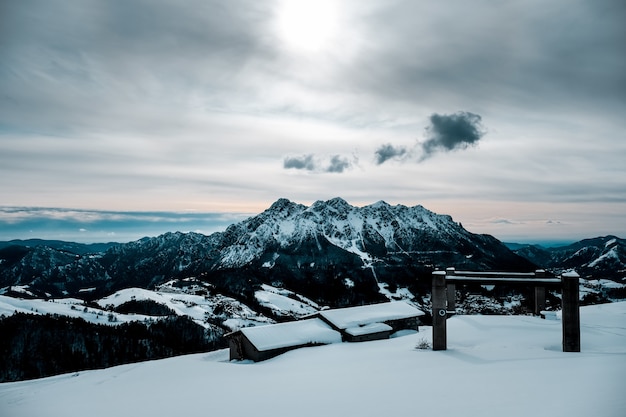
[1,198,537,304]
[0,239,118,254]
[507,236,626,281]
[1,198,624,306]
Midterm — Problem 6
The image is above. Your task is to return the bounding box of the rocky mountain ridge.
[0,198,534,306]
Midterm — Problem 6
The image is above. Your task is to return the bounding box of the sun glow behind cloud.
[274,0,342,53]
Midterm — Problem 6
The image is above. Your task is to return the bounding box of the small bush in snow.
[415,338,431,350]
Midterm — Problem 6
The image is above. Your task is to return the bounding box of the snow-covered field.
[1,302,624,417]
[0,285,274,331]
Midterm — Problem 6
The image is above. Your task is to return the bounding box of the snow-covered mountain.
[0,198,534,305]
[218,197,526,269]
[512,235,626,282]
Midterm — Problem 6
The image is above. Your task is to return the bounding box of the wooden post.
[432,272,447,350]
[447,283,456,314]
[446,268,456,315]
[534,270,546,316]
[534,286,545,316]
[561,272,580,352]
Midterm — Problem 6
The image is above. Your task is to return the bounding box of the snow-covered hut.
[227,318,342,361]
[227,301,424,361]
[316,301,425,342]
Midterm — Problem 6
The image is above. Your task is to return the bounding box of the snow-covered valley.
[1,301,624,417]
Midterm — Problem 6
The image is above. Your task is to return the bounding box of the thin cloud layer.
[0,207,249,243]
[343,0,626,121]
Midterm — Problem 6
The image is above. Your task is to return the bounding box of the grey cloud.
[375,144,407,165]
[342,0,626,122]
[0,0,275,133]
[326,155,351,173]
[4,0,624,135]
[283,154,352,173]
[284,154,316,171]
[420,112,484,160]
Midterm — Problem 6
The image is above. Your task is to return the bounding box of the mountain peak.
[326,197,351,210]
[264,198,307,217]
[369,200,390,208]
[269,198,294,210]
[327,196,348,204]
[310,197,352,211]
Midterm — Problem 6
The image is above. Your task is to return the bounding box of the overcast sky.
[1,0,625,244]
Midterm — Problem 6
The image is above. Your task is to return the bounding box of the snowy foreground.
[1,302,625,417]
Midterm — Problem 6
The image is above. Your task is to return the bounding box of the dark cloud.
[284,154,316,171]
[283,154,352,173]
[375,144,407,165]
[326,155,351,173]
[420,112,484,160]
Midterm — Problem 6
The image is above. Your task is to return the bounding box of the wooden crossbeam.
[431,268,580,353]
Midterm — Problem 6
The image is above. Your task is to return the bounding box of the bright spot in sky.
[275,0,341,53]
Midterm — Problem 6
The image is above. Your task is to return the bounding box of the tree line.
[0,312,226,382]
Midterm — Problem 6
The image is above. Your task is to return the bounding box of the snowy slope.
[1,302,624,417]
[0,283,274,332]
[0,295,154,325]
[254,284,319,318]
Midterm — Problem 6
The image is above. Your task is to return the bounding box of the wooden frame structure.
[432,268,580,352]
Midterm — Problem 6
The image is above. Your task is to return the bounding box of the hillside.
[512,235,626,281]
[1,301,624,417]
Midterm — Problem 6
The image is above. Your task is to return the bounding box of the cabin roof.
[345,322,393,337]
[240,318,342,352]
[318,301,424,330]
